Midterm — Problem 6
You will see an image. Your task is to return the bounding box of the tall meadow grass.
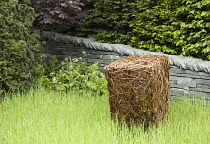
[0,88,209,144]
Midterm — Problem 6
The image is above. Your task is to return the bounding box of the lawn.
[0,88,209,144]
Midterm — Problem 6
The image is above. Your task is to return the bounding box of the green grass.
[0,88,209,144]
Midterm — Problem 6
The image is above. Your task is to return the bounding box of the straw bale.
[104,54,170,127]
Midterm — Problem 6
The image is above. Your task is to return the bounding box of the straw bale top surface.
[105,55,168,70]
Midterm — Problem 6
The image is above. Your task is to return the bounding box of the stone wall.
[170,66,210,99]
[43,41,127,72]
[39,30,210,100]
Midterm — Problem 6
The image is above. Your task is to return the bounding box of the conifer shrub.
[0,0,42,94]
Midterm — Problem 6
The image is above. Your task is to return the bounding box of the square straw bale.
[104,55,170,127]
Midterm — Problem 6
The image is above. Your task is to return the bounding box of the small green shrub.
[39,56,107,95]
[0,0,42,94]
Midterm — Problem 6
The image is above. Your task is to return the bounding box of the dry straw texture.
[104,55,170,128]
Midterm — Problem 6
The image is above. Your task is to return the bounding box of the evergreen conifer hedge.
[0,0,42,94]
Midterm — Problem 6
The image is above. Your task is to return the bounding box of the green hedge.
[171,0,210,60]
[73,0,135,44]
[69,0,209,60]
[0,0,42,94]
[129,0,179,54]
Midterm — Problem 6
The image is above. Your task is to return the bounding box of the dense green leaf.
[0,0,42,94]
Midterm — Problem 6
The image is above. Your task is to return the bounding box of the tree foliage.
[129,0,181,54]
[31,0,96,27]
[71,0,209,60]
[0,0,42,94]
[72,0,135,44]
[171,0,210,59]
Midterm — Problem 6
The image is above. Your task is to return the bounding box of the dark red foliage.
[31,0,95,26]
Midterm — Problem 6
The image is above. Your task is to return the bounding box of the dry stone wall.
[43,41,127,72]
[39,30,210,100]
[170,66,210,99]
